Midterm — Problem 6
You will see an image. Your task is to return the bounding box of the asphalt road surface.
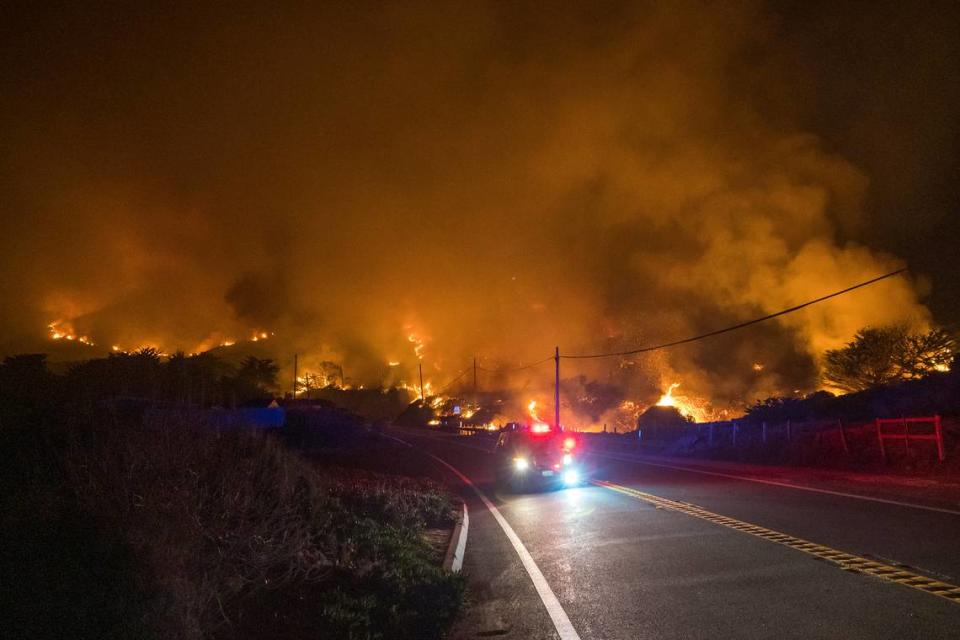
[386,427,960,639]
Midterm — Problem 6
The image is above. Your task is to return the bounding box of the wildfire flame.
[654,382,713,423]
[296,369,350,395]
[656,383,680,407]
[407,333,426,359]
[527,399,550,431]
[47,321,94,346]
[528,399,540,420]
[44,321,276,355]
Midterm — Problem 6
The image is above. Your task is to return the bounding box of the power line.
[562,268,909,360]
[420,356,553,399]
[414,267,909,404]
[475,355,555,373]
[434,368,471,394]
[415,358,547,400]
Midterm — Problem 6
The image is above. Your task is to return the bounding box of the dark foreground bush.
[3,408,463,640]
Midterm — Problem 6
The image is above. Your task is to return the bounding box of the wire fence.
[582,415,956,465]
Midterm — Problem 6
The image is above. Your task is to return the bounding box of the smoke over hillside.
[2,1,952,420]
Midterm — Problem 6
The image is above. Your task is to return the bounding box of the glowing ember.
[388,361,400,367]
[752,362,765,371]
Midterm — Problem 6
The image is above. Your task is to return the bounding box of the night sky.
[1,1,957,413]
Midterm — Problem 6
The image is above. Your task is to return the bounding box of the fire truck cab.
[493,425,582,491]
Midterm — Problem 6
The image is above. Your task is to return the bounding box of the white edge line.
[443,502,469,573]
[390,432,960,516]
[591,450,960,516]
[452,504,468,573]
[389,434,581,640]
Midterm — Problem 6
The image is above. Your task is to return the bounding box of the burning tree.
[822,326,955,393]
[296,373,324,398]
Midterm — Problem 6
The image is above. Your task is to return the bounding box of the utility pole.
[419,362,425,403]
[554,346,561,431]
[473,356,478,408]
[292,353,298,399]
[338,364,345,388]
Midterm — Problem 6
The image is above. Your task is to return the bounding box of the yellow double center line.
[594,480,960,605]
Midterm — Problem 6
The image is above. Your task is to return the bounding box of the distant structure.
[636,405,692,440]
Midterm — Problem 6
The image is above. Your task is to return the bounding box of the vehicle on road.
[438,414,465,431]
[493,424,583,491]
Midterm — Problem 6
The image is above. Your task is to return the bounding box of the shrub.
[5,405,463,640]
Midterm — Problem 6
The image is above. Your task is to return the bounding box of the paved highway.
[388,427,960,639]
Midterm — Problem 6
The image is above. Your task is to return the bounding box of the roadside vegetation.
[1,354,464,640]
[748,325,957,424]
[592,325,960,473]
[822,325,955,393]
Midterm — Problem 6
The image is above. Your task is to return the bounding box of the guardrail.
[876,416,945,463]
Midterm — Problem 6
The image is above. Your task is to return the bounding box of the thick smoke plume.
[0,2,947,422]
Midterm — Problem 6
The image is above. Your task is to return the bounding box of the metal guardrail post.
[762,421,767,445]
[838,419,849,455]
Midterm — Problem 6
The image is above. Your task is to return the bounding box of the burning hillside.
[2,3,953,421]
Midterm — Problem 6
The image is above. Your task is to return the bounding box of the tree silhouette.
[822,326,955,393]
[186,352,232,407]
[237,356,280,391]
[224,356,281,406]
